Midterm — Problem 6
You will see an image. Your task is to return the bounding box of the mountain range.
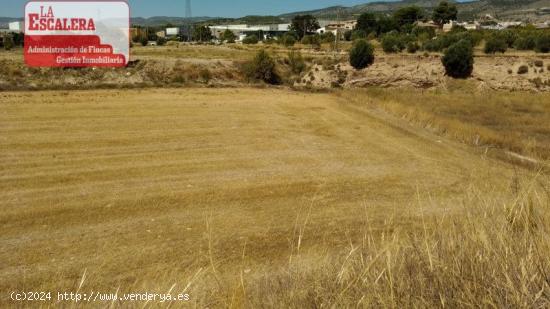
[1,0,549,28]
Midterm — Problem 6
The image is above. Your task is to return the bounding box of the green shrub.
[3,36,14,51]
[423,39,442,52]
[351,30,367,41]
[288,51,306,74]
[140,36,149,47]
[442,39,474,78]
[381,33,405,53]
[243,35,259,45]
[243,50,279,84]
[221,29,237,43]
[156,36,167,46]
[535,34,550,53]
[484,36,507,54]
[534,60,544,67]
[349,39,375,70]
[517,65,528,74]
[514,35,536,50]
[301,35,320,48]
[279,34,296,47]
[407,41,420,53]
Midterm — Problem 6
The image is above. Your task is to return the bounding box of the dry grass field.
[1,87,549,307]
[340,84,550,161]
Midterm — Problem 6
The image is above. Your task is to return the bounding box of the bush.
[288,51,306,74]
[517,65,529,74]
[351,30,367,41]
[514,35,536,50]
[381,33,405,53]
[301,35,321,48]
[156,36,167,46]
[534,60,544,67]
[349,39,375,70]
[243,35,259,45]
[407,41,420,53]
[221,29,237,43]
[140,36,148,47]
[3,36,14,51]
[279,34,296,47]
[243,50,279,84]
[442,39,474,78]
[484,36,507,54]
[535,34,550,53]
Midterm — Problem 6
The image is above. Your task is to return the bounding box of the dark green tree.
[289,15,320,39]
[393,6,424,28]
[243,34,259,44]
[442,39,474,78]
[356,12,378,35]
[221,29,237,43]
[349,39,375,70]
[432,1,458,26]
[193,25,213,42]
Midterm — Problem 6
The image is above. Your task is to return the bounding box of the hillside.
[280,0,550,22]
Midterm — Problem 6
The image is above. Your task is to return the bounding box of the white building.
[166,27,180,36]
[210,24,291,40]
[9,21,24,33]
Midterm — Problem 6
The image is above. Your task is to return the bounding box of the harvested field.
[3,87,547,307]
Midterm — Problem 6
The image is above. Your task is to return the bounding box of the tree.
[432,1,458,26]
[376,15,400,36]
[442,39,474,78]
[356,12,378,35]
[393,6,424,28]
[289,15,320,39]
[349,39,375,70]
[221,29,237,43]
[535,34,550,53]
[193,25,212,42]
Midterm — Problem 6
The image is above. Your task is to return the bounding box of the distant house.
[443,20,480,32]
[9,21,24,33]
[415,21,439,29]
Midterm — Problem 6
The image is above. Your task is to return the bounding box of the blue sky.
[2,0,391,18]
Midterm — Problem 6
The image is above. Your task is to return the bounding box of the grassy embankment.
[340,84,550,163]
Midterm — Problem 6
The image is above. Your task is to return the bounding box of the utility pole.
[185,0,192,42]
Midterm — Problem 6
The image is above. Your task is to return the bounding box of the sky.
[2,0,385,18]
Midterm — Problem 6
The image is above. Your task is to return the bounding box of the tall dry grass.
[193,173,550,308]
[339,84,550,162]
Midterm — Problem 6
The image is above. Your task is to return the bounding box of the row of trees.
[350,37,473,78]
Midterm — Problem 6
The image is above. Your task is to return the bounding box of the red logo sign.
[24,1,130,67]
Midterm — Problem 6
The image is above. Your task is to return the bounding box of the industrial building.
[209,24,290,40]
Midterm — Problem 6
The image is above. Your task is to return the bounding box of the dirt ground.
[0,88,520,305]
[300,53,550,91]
[2,46,550,91]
